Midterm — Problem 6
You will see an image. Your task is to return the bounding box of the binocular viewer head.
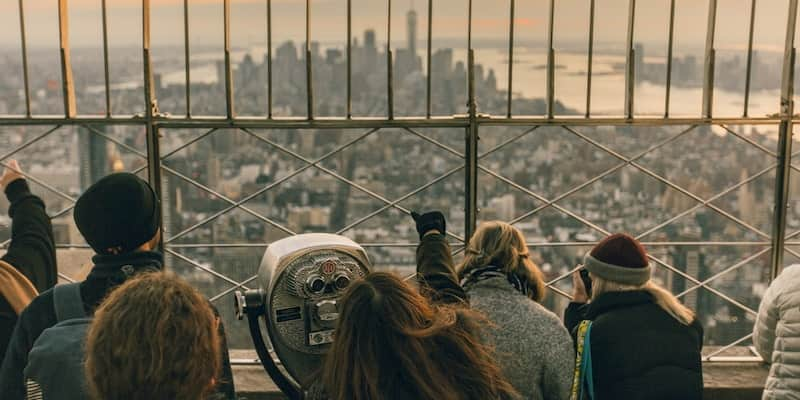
[235,233,371,394]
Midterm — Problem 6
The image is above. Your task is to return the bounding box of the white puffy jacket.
[754,264,800,400]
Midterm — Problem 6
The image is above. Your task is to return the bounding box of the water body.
[152,45,782,118]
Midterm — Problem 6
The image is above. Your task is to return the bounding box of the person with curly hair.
[85,272,221,400]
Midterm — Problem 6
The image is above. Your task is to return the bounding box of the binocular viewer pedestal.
[235,233,372,399]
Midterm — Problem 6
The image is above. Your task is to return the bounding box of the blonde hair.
[85,272,221,400]
[458,221,546,302]
[591,275,695,325]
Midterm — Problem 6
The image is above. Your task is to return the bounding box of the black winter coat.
[0,251,237,399]
[564,291,703,400]
[0,179,57,363]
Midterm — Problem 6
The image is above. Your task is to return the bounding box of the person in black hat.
[564,233,703,400]
[0,173,235,399]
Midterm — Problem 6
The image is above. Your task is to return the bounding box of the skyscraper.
[394,7,421,80]
[79,126,109,189]
[407,8,417,56]
[364,29,376,50]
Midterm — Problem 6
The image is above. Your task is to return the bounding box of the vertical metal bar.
[464,0,477,240]
[305,0,314,119]
[143,0,163,248]
[664,0,675,118]
[506,0,515,118]
[58,0,76,118]
[770,0,798,280]
[466,48,478,240]
[101,0,111,117]
[267,0,273,118]
[743,0,757,117]
[585,0,595,118]
[223,0,234,119]
[346,0,352,119]
[624,0,636,119]
[183,0,191,117]
[702,0,718,119]
[143,0,156,130]
[387,0,394,119]
[467,0,472,51]
[143,0,154,115]
[546,0,555,118]
[426,0,433,118]
[17,0,31,117]
[147,126,165,250]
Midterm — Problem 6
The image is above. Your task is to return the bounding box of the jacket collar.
[87,251,163,282]
[461,265,531,297]
[585,290,654,319]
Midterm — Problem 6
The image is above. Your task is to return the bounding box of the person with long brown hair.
[454,220,573,400]
[566,233,702,400]
[321,212,518,400]
[85,272,221,400]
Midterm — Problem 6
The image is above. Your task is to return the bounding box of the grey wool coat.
[465,277,574,400]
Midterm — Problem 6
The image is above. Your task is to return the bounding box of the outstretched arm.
[0,161,57,292]
[412,211,468,306]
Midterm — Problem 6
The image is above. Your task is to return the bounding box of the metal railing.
[1,0,798,362]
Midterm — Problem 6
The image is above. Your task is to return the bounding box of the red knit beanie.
[583,233,651,285]
[590,233,648,269]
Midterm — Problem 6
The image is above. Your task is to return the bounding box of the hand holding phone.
[571,267,591,303]
[579,268,593,298]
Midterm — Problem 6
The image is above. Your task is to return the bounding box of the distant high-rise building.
[364,30,376,50]
[394,8,422,80]
[215,60,226,88]
[431,48,453,79]
[683,249,700,311]
[310,41,321,59]
[79,126,109,189]
[238,54,257,84]
[634,43,645,83]
[361,29,378,72]
[407,9,417,56]
[737,168,756,223]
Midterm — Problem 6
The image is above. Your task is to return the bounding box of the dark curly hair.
[85,272,221,400]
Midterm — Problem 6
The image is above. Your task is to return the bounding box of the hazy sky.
[0,0,794,53]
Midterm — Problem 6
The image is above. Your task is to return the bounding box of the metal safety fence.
[0,0,798,362]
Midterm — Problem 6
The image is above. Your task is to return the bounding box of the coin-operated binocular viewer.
[235,233,371,399]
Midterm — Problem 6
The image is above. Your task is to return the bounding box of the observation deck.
[1,0,798,397]
[228,349,769,399]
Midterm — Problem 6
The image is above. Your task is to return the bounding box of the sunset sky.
[0,0,795,53]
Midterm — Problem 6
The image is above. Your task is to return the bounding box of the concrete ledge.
[232,364,286,400]
[230,351,769,400]
[702,362,768,400]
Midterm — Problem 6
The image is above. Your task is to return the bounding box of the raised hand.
[0,160,24,190]
[410,211,446,240]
